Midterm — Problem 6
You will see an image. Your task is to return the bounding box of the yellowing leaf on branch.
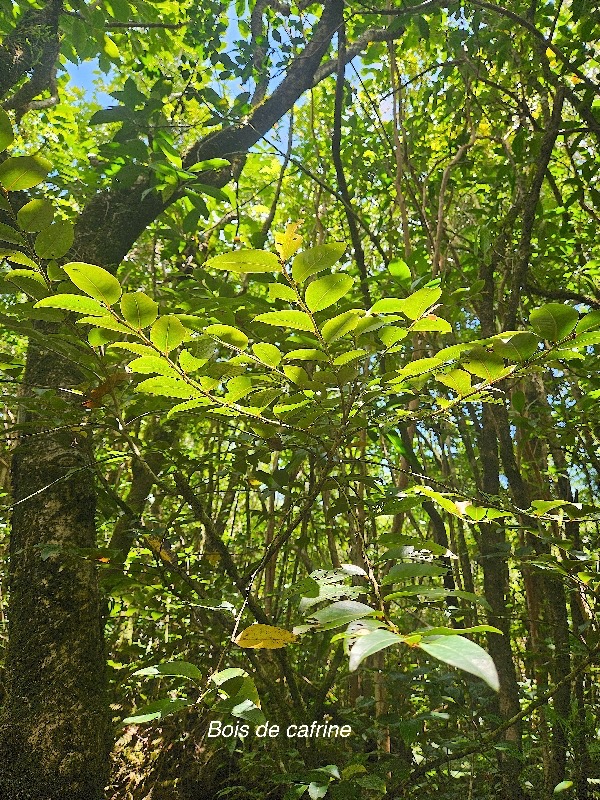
[234,624,297,649]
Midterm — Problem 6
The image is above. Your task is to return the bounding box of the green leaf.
[381,563,448,584]
[35,220,75,259]
[0,249,38,269]
[418,634,500,691]
[436,368,472,394]
[0,108,14,152]
[132,661,203,681]
[553,781,574,794]
[128,357,181,379]
[305,274,354,312]
[120,292,158,329]
[35,294,106,315]
[462,349,506,380]
[123,698,189,724]
[0,155,52,191]
[178,350,206,372]
[205,323,249,350]
[17,199,54,232]
[412,315,452,333]
[491,332,540,361]
[89,105,131,125]
[369,298,406,314]
[63,262,121,305]
[348,628,403,671]
[206,249,281,273]
[150,315,187,352]
[76,315,131,334]
[321,310,361,343]
[283,348,327,361]
[0,223,25,245]
[530,303,578,341]
[333,349,366,365]
[252,342,282,366]
[254,310,314,332]
[166,397,212,418]
[103,34,120,60]
[135,377,198,399]
[307,600,377,631]
[268,283,297,302]
[388,257,411,283]
[292,243,346,283]
[401,286,442,319]
[308,782,328,800]
[4,269,47,299]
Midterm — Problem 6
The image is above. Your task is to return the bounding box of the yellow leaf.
[274,223,303,261]
[234,624,297,649]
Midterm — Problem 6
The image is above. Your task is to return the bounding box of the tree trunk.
[0,334,109,799]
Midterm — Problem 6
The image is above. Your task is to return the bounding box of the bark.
[0,335,109,799]
[478,404,526,800]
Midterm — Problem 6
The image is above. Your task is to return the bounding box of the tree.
[0,1,599,799]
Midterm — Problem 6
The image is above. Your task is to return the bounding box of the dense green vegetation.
[0,1,599,798]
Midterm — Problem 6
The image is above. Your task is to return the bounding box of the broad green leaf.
[76,315,131,334]
[4,269,47,299]
[436,368,471,394]
[120,292,158,328]
[179,350,207,372]
[225,375,253,402]
[0,109,14,152]
[108,342,157,357]
[349,628,403,671]
[321,310,361,343]
[333,349,366,365]
[35,220,74,259]
[462,349,505,380]
[307,600,377,631]
[123,698,189,724]
[132,661,203,681]
[379,326,408,347]
[167,397,212,418]
[205,323,249,350]
[381,563,448,584]
[17,199,54,232]
[0,223,25,245]
[401,286,442,319]
[413,625,502,636]
[252,342,282,366]
[0,250,38,269]
[135,376,198,399]
[254,310,314,332]
[187,158,231,172]
[268,283,297,302]
[412,315,452,333]
[575,310,600,332]
[308,783,329,800]
[63,262,121,305]
[530,303,578,341]
[0,155,52,191]
[292,243,346,283]
[305,274,354,312]
[553,781,574,794]
[418,634,500,691]
[283,365,310,385]
[388,257,411,283]
[283,348,327,361]
[35,294,106,315]
[492,332,540,361]
[206,249,281,273]
[128,357,181,378]
[151,315,187,352]
[392,356,442,380]
[103,34,120,59]
[369,298,406,314]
